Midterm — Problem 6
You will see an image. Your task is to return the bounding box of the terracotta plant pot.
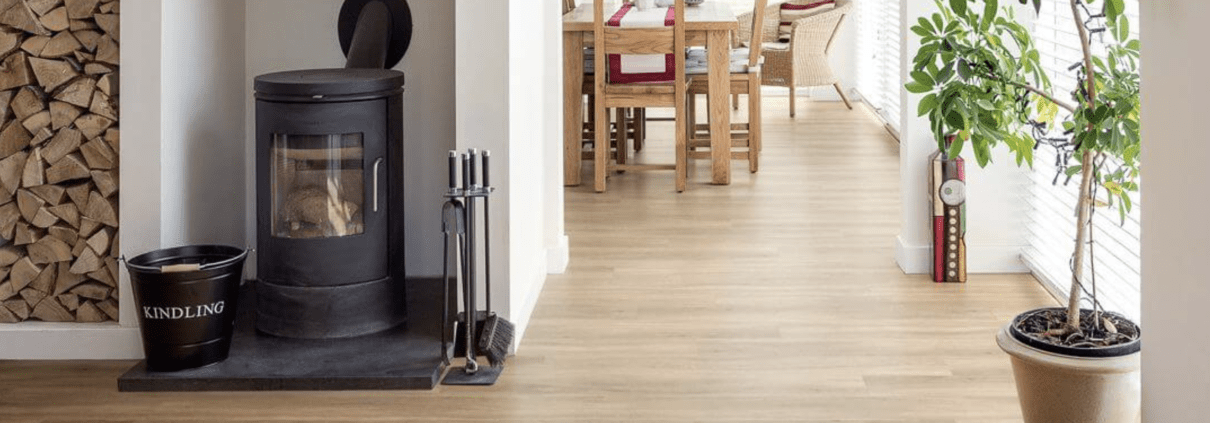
[997,323,1140,423]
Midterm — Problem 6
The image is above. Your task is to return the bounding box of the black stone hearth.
[117,277,450,391]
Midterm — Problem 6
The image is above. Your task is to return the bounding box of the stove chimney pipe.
[339,0,413,70]
[344,1,391,69]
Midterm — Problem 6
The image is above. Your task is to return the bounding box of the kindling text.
[142,301,226,320]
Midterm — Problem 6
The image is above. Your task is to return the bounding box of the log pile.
[0,0,119,323]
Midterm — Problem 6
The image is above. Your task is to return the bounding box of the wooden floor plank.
[0,99,1055,422]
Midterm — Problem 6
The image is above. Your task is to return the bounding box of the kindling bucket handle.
[121,248,253,274]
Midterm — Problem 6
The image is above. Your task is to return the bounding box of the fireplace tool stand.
[441,149,506,386]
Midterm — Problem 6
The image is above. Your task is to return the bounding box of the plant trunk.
[1066,0,1098,331]
[1068,151,1095,329]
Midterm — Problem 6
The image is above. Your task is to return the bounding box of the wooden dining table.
[563,2,739,187]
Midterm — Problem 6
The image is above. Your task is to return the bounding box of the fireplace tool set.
[440,149,513,386]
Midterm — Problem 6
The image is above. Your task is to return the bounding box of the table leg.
[707,30,731,185]
[563,32,584,186]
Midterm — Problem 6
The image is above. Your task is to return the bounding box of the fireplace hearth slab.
[117,278,448,391]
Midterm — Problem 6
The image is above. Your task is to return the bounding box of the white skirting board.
[0,323,144,359]
[895,236,1029,275]
[509,260,550,356]
[761,85,858,102]
[546,235,570,274]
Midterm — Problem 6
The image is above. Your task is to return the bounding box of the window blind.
[1023,0,1141,322]
[854,0,901,131]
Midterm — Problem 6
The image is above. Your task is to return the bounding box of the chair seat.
[686,47,751,62]
[685,59,752,75]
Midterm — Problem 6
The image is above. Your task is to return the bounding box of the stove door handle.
[372,157,384,212]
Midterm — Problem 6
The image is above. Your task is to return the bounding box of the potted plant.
[906,0,1141,421]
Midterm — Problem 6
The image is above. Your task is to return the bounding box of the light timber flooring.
[0,98,1056,422]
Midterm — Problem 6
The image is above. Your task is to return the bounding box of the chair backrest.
[745,0,769,68]
[593,0,686,85]
[563,0,577,15]
[759,1,784,44]
[823,1,851,53]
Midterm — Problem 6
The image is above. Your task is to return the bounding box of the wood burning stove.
[252,0,412,339]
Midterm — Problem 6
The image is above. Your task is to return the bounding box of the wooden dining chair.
[684,0,768,174]
[593,0,688,192]
[582,50,643,166]
[570,1,645,170]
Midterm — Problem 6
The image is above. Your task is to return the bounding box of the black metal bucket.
[125,245,249,372]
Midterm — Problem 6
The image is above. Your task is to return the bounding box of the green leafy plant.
[907,0,1140,337]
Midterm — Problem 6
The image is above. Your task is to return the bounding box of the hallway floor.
[0,99,1056,422]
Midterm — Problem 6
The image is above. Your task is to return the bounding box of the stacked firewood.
[0,0,119,323]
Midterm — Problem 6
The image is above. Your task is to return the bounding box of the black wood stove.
[253,0,413,339]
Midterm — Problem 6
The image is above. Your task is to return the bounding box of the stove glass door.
[270,133,366,239]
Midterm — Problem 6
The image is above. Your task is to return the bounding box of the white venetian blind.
[1023,0,1141,322]
[855,0,901,131]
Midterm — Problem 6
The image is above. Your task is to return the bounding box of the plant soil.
[1015,308,1140,349]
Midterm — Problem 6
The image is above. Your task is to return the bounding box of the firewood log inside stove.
[280,183,362,238]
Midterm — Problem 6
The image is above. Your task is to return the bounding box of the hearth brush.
[476,150,513,367]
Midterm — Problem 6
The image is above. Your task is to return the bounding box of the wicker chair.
[743,0,853,117]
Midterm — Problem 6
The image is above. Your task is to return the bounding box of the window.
[854,0,901,131]
[1022,0,1141,321]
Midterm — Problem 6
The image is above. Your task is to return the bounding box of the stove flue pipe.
[338,0,413,70]
[344,0,391,69]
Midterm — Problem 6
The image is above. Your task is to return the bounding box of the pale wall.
[162,0,248,249]
[509,0,565,349]
[453,0,566,350]
[1140,1,1210,420]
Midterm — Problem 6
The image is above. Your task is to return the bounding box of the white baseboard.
[762,86,860,102]
[895,236,932,274]
[896,236,1029,275]
[546,234,569,274]
[0,323,144,359]
[510,260,549,355]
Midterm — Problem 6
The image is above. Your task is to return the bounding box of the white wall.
[1140,1,1210,420]
[162,0,248,249]
[894,0,1029,275]
[244,0,456,279]
[545,0,570,275]
[455,0,565,350]
[454,0,510,324]
[511,0,565,349]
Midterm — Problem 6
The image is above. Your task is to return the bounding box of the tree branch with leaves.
[908,0,1140,342]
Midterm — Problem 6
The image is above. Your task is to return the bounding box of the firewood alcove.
[0,0,120,324]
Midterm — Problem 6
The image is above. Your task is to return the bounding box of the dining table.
[562,1,739,187]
